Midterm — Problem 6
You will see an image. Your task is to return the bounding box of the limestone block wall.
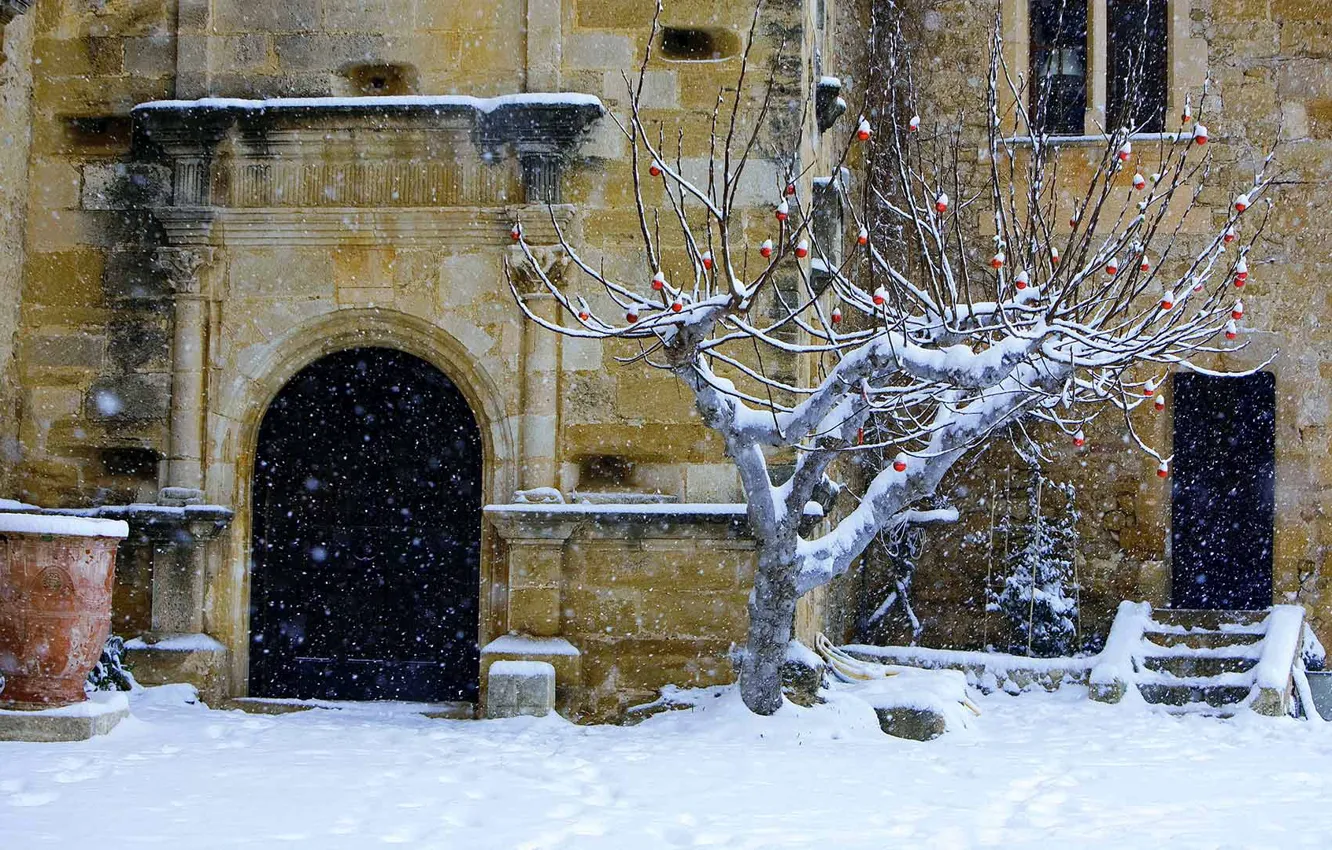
[0,10,33,495]
[867,0,1332,652]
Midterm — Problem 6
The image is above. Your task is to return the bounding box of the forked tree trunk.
[740,540,800,715]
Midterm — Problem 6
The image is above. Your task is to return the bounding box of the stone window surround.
[1000,0,1205,140]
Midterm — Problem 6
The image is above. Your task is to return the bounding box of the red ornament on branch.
[671,298,683,313]
[1015,270,1030,290]
[1225,319,1239,340]
[990,251,1005,270]
[1224,227,1237,244]
[893,454,908,473]
[1117,141,1133,162]
[935,193,949,213]
[1154,396,1166,412]
[857,227,869,246]
[872,286,887,306]
[702,251,714,270]
[1050,246,1061,265]
[1106,258,1120,276]
[785,182,797,197]
[760,239,774,258]
[1193,124,1209,145]
[857,117,872,141]
[1160,289,1175,311]
[510,223,522,242]
[1073,429,1086,448]
[649,161,662,177]
[626,307,640,323]
[1232,299,1244,320]
[1235,192,1251,213]
[651,271,666,291]
[1157,460,1170,478]
[1132,173,1147,191]
[1234,257,1248,287]
[908,115,920,132]
[795,241,809,259]
[830,307,843,324]
[776,200,789,222]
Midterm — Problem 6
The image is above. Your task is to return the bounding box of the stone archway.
[248,347,483,702]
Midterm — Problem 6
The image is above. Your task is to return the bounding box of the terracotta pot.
[0,513,129,707]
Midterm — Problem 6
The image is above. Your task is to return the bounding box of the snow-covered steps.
[1090,602,1312,717]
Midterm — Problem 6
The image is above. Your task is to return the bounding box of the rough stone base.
[480,635,582,718]
[124,634,228,705]
[485,660,556,719]
[874,706,948,741]
[0,692,130,742]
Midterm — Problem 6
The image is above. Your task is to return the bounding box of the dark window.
[1107,0,1169,133]
[660,27,740,61]
[1029,0,1088,136]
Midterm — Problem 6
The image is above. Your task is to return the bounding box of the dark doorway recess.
[250,348,482,702]
[1171,372,1275,610]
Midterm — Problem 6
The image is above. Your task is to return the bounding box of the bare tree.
[508,1,1276,715]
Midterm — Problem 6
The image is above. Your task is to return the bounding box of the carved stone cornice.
[152,247,216,296]
[507,244,572,296]
[131,96,605,213]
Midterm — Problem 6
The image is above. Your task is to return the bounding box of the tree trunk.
[739,540,799,715]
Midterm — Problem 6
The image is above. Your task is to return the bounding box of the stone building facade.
[2,0,1329,721]
[0,0,867,720]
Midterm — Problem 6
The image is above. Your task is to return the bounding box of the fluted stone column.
[509,245,570,495]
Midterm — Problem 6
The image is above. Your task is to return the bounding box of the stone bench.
[485,660,556,719]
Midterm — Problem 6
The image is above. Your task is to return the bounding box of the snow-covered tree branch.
[507,0,1278,715]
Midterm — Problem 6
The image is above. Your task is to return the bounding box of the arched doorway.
[249,347,482,702]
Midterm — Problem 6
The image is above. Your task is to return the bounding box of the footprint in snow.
[9,792,58,807]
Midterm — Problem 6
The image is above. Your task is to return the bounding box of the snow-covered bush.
[87,635,136,693]
[511,1,1274,714]
[990,465,1080,657]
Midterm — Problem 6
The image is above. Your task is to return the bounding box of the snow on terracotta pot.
[0,513,129,707]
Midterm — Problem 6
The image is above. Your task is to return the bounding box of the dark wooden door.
[250,348,482,702]
[1171,372,1275,610]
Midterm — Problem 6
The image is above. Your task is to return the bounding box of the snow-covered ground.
[3,684,1330,849]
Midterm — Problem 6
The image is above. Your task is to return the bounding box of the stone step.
[1140,655,1258,678]
[1145,629,1264,651]
[1149,608,1268,631]
[1138,683,1252,709]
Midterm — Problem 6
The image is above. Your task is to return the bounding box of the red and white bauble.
[649,161,662,177]
[1132,173,1147,191]
[702,251,714,270]
[795,240,809,259]
[935,192,949,213]
[626,307,640,323]
[830,306,843,324]
[1050,246,1061,265]
[1234,257,1248,287]
[1015,270,1030,290]
[1154,396,1166,412]
[578,309,590,321]
[1106,258,1120,276]
[857,117,872,141]
[1144,377,1159,397]
[776,200,789,222]
[1234,192,1251,213]
[1193,124,1209,145]
[857,227,869,246]
[1157,460,1170,478]
[1224,227,1237,244]
[1232,299,1244,320]
[1117,141,1133,162]
[671,298,683,313]
[908,114,920,132]
[510,223,522,241]
[1182,100,1193,124]
[1140,255,1152,273]
[1160,289,1175,311]
[1225,319,1239,340]
[1070,212,1080,229]
[785,182,797,197]
[872,286,887,306]
[1073,430,1086,448]
[990,251,1006,270]
[893,453,908,473]
[760,239,774,258]
[651,270,666,291]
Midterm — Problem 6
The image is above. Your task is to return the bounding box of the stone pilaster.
[509,245,570,494]
[526,0,562,92]
[154,247,216,499]
[485,507,578,637]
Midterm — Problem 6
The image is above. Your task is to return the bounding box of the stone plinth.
[0,691,129,742]
[123,633,228,706]
[485,660,556,719]
[480,634,582,718]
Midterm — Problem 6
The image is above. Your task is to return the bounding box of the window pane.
[1108,0,1169,133]
[1030,0,1088,136]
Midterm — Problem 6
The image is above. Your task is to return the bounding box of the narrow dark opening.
[1107,0,1169,133]
[579,455,635,488]
[1029,0,1088,136]
[63,115,133,150]
[1170,372,1275,610]
[660,27,739,61]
